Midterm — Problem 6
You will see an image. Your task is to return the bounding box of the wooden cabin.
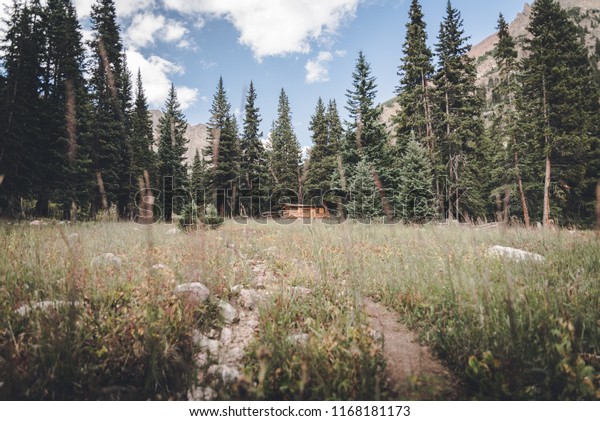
[281,204,331,219]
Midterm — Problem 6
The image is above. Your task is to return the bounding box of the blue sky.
[2,0,527,148]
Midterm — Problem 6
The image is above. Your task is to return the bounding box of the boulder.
[175,283,210,305]
[218,300,239,324]
[488,245,545,263]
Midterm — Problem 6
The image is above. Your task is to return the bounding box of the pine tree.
[270,88,301,208]
[190,149,210,209]
[395,0,435,155]
[491,13,531,227]
[434,0,486,221]
[239,81,269,217]
[519,0,600,226]
[129,69,156,197]
[203,77,240,217]
[157,84,189,223]
[304,97,336,206]
[0,1,44,215]
[396,137,436,223]
[343,51,391,217]
[346,157,384,221]
[88,0,130,218]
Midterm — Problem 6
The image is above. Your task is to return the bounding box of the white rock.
[209,365,240,385]
[152,264,169,271]
[29,220,42,227]
[218,300,239,324]
[188,386,216,401]
[230,285,243,296]
[91,253,122,268]
[287,333,309,345]
[167,228,180,235]
[175,283,210,304]
[488,245,545,263]
[196,336,220,357]
[220,327,233,345]
[16,300,81,317]
[238,289,258,310]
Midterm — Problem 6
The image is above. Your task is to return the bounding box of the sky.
[0,0,527,148]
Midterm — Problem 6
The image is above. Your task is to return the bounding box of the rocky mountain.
[469,0,600,98]
[149,110,209,165]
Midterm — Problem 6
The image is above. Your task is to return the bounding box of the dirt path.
[363,298,458,399]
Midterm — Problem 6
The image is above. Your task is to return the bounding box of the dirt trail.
[363,298,458,399]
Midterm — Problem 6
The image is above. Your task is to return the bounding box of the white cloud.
[163,0,359,59]
[176,86,199,109]
[126,49,198,110]
[126,13,165,48]
[126,13,190,48]
[305,51,333,84]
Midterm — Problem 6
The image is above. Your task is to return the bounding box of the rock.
[16,300,81,317]
[206,329,220,339]
[194,352,209,368]
[188,386,217,401]
[238,289,258,310]
[208,365,240,385]
[175,283,210,305]
[29,220,42,227]
[152,264,169,271]
[193,332,220,356]
[230,285,243,296]
[287,333,309,345]
[220,327,233,345]
[91,253,122,268]
[488,245,545,263]
[167,228,180,235]
[218,300,239,324]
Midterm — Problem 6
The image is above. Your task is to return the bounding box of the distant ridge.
[149,110,209,165]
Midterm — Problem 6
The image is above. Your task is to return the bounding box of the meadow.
[0,219,598,400]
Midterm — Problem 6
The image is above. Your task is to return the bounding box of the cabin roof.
[282,203,326,209]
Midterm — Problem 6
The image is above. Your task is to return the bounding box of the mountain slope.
[149,110,209,165]
[469,0,600,95]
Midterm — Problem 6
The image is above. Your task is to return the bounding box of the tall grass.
[1,220,598,400]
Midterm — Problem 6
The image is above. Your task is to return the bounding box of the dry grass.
[0,220,598,400]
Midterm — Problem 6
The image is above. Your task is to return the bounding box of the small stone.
[230,285,243,296]
[175,283,210,305]
[188,386,217,401]
[194,352,208,368]
[16,300,81,317]
[220,327,233,345]
[238,289,258,310]
[218,300,239,324]
[206,329,220,339]
[167,228,179,235]
[287,333,309,345]
[29,220,42,227]
[488,245,545,263]
[209,365,240,385]
[91,253,122,268]
[152,264,169,271]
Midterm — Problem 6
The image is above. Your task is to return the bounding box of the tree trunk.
[543,155,551,226]
[514,149,531,228]
[542,76,551,227]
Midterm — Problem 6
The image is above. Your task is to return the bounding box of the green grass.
[1,220,598,400]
